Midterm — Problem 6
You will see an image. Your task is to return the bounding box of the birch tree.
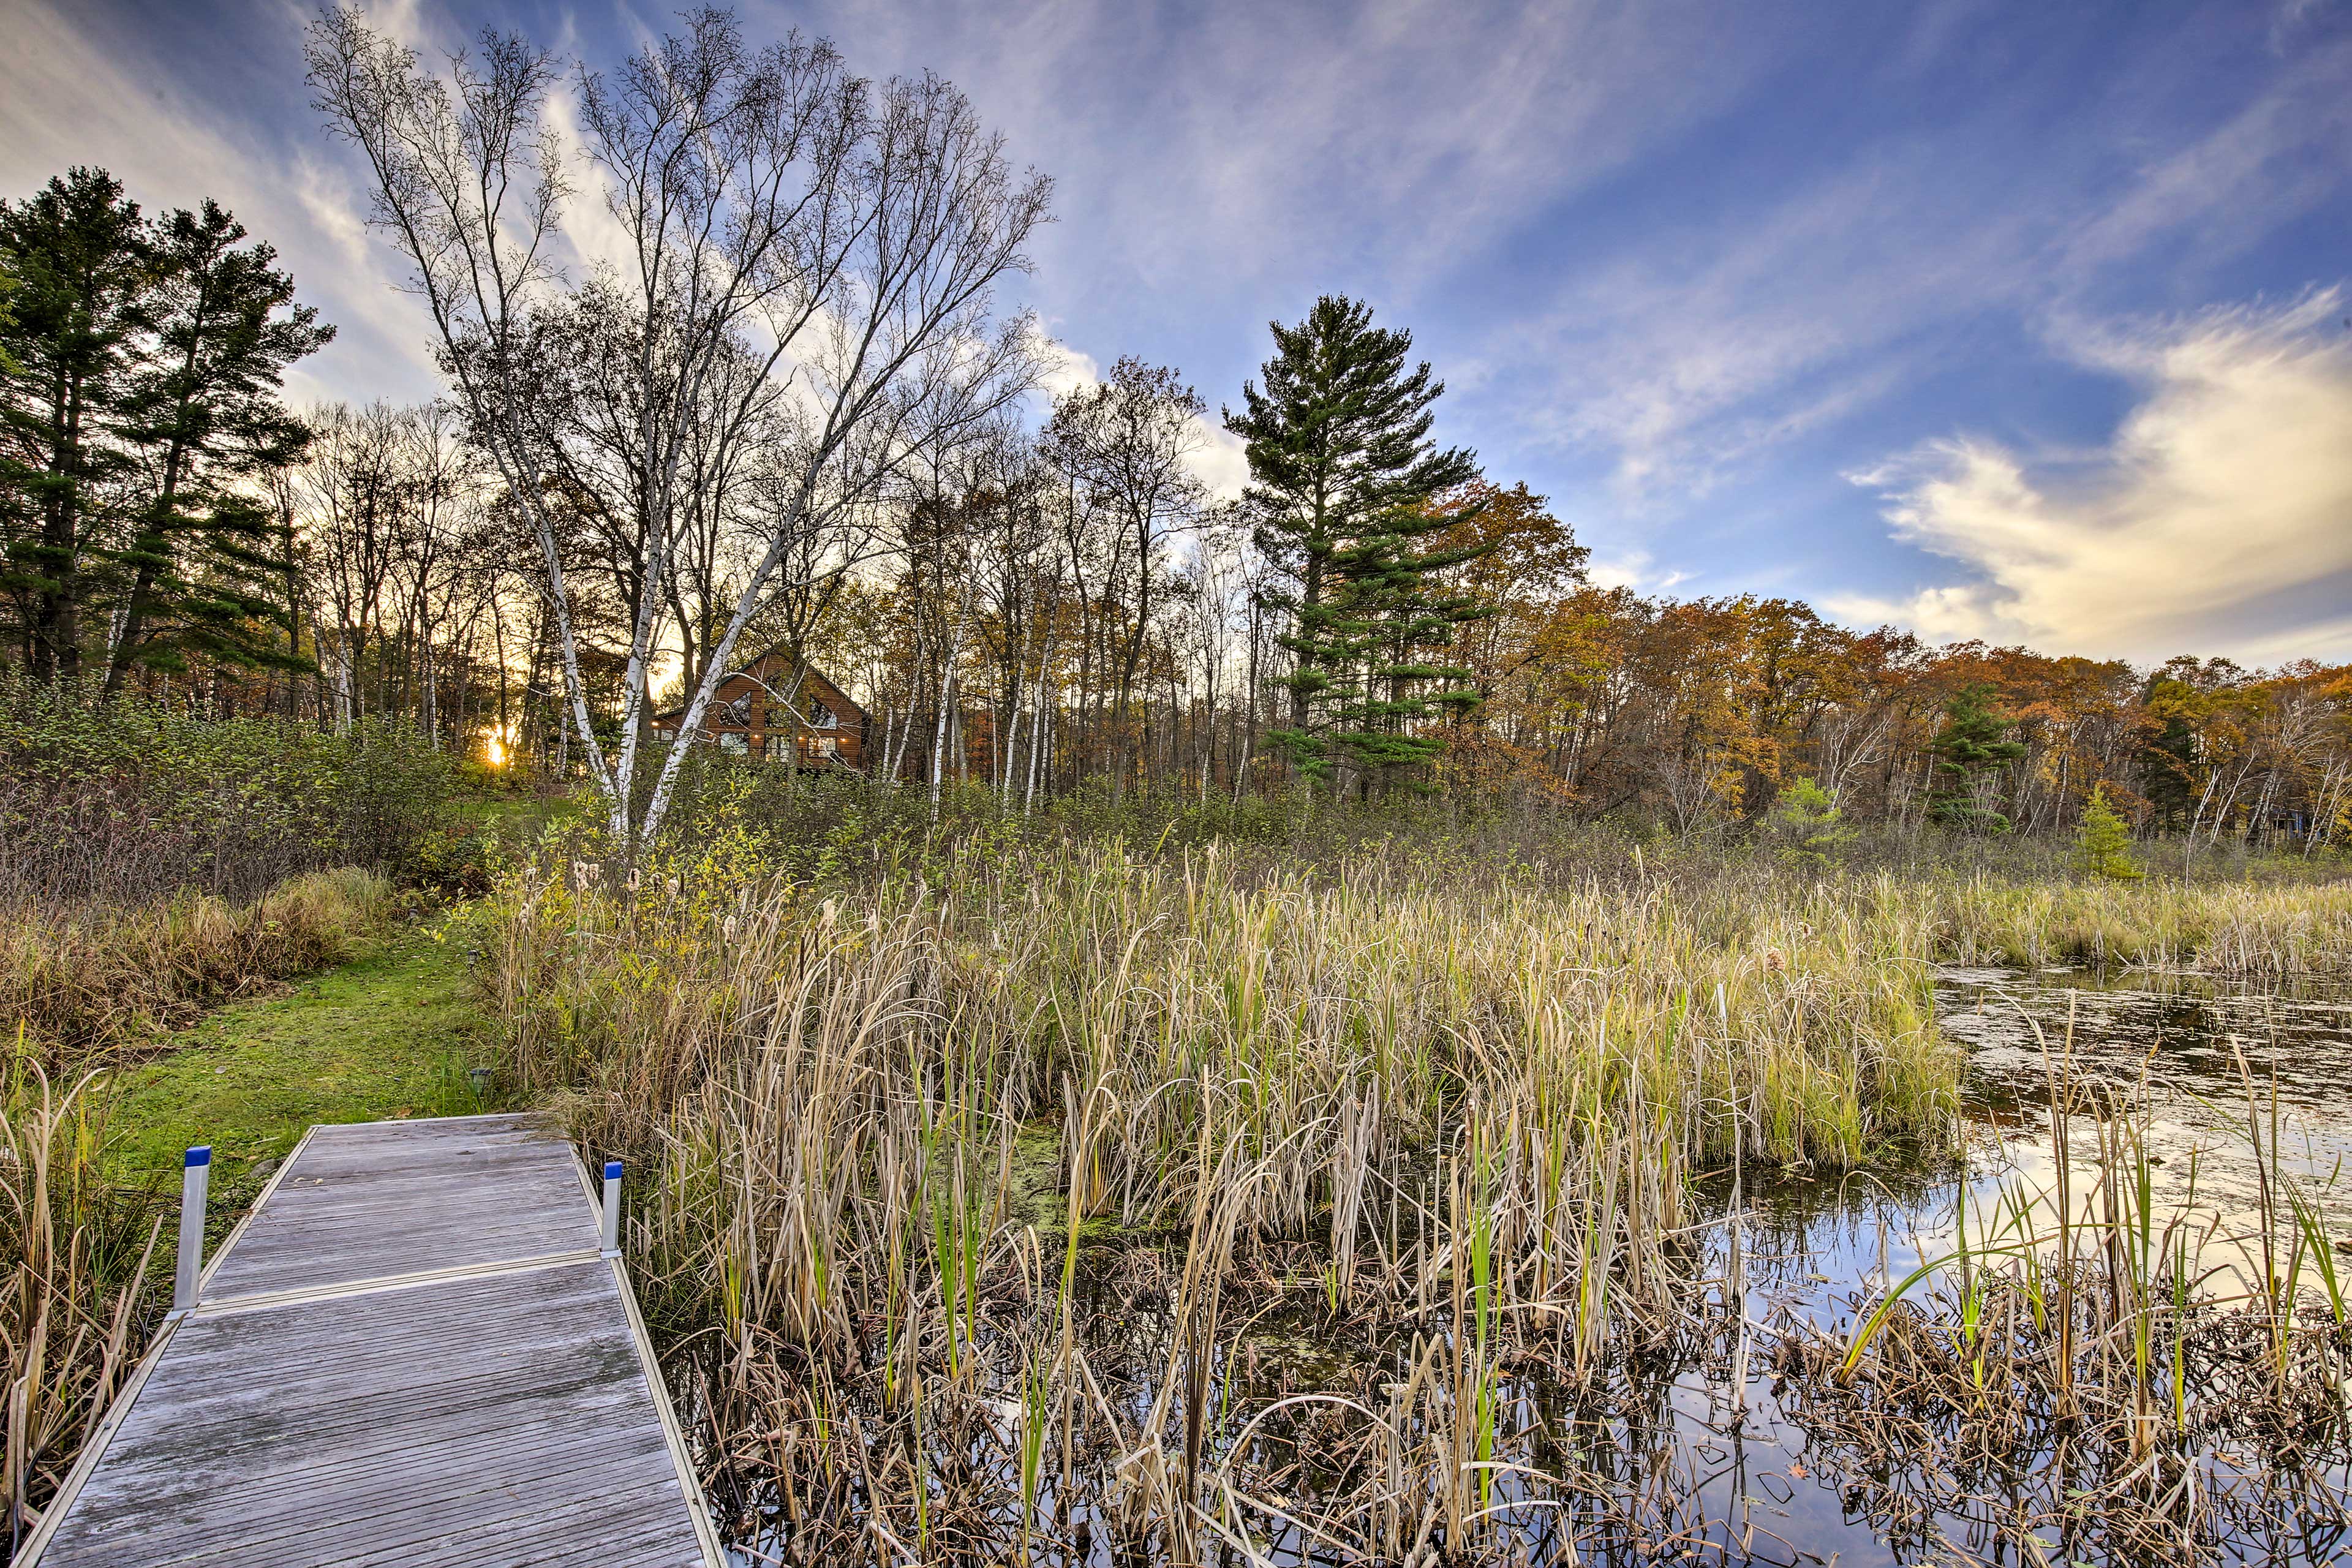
[306,5,1046,848]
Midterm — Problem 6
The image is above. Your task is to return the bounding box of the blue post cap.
[604,1159,624,1181]
[184,1146,211,1168]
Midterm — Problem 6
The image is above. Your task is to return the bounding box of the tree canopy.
[1223,295,1483,791]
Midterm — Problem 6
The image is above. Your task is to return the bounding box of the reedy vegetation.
[2,867,392,1065]
[0,1062,162,1550]
[1789,1017,2352,1562]
[1933,873,2352,974]
[477,825,2352,1563]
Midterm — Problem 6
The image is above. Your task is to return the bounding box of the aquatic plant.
[1798,1001,2352,1564]
[483,837,1964,1558]
[0,1047,164,1549]
[1931,872,2352,974]
[477,830,2352,1564]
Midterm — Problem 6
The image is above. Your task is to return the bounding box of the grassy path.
[105,927,499,1208]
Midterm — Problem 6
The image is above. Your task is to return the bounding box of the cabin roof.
[649,654,865,729]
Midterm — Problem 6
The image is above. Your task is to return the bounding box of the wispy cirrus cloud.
[1471,23,2352,565]
[2059,34,2352,278]
[1491,145,2022,505]
[7,0,2351,669]
[1834,290,2352,662]
[777,0,1781,297]
[0,0,444,409]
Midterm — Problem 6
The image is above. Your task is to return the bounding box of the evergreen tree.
[2072,783,2142,880]
[1767,775,1855,865]
[1929,681,2027,832]
[104,198,333,692]
[0,174,329,687]
[0,168,148,677]
[1222,296,1482,790]
[0,258,21,375]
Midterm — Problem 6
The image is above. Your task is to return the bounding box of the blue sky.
[8,0,2351,665]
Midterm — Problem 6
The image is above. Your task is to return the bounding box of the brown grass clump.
[0,867,394,1065]
[0,1060,164,1550]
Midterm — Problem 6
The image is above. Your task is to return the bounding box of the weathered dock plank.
[21,1114,721,1568]
[201,1116,602,1300]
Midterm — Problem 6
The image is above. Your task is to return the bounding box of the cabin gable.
[649,654,869,769]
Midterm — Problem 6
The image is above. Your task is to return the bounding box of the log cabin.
[647,652,868,769]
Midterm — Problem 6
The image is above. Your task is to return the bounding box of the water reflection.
[1716,964,2352,1566]
[1537,963,2352,1564]
[1940,965,2352,1278]
[726,965,2352,1567]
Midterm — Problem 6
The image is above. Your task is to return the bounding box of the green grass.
[102,927,499,1208]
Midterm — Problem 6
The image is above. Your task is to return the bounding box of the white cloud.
[1189,424,1251,503]
[1489,30,2352,516]
[1035,339,1102,401]
[1586,549,1689,594]
[1842,290,2352,662]
[0,0,443,409]
[1033,337,1252,501]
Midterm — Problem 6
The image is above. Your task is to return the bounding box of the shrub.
[0,674,466,905]
[2071,783,2143,880]
[1,866,395,1063]
[1765,775,1855,865]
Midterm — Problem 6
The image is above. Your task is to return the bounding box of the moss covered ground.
[102,925,499,1212]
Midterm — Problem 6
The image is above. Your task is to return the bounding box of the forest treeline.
[3,9,2346,850]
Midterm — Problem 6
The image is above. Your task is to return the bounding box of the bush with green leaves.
[1766,775,1856,866]
[0,674,469,904]
[2072,784,2143,881]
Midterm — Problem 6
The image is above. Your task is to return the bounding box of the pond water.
[1663,965,2352,1567]
[1943,965,2352,1256]
[1248,967,2352,1566]
[725,965,2352,1567]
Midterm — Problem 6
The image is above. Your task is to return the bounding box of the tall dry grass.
[1931,873,2352,974]
[1,867,394,1065]
[481,839,1964,1559]
[477,833,2352,1562]
[0,1057,163,1554]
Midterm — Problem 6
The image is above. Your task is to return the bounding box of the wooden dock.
[20,1114,724,1568]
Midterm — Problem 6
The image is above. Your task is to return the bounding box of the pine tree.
[2072,783,2143,880]
[1,174,329,686]
[1222,296,1482,790]
[1929,682,2026,832]
[105,198,333,692]
[0,258,21,375]
[1767,775,1855,865]
[0,168,148,677]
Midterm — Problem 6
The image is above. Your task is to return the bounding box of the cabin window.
[810,699,837,730]
[718,731,748,756]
